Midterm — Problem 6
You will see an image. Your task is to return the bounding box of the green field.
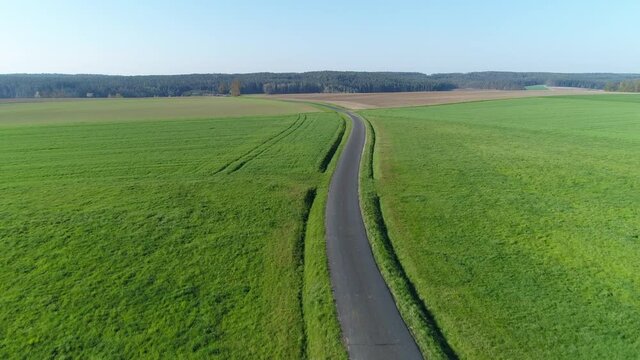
[0,96,318,125]
[0,98,345,359]
[524,84,549,90]
[361,95,640,359]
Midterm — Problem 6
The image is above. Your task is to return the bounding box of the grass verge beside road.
[360,95,640,358]
[303,113,351,360]
[358,115,454,360]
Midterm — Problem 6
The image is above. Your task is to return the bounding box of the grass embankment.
[303,113,349,360]
[358,115,455,360]
[0,98,345,359]
[360,94,640,359]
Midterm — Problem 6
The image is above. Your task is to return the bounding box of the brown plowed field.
[269,88,604,109]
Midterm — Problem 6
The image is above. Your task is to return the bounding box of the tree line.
[604,80,640,92]
[1,71,639,98]
[430,72,640,90]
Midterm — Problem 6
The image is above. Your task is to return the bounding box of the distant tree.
[619,81,634,92]
[217,82,229,95]
[230,79,241,96]
[263,83,275,94]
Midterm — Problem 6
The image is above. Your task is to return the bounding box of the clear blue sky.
[2,0,639,75]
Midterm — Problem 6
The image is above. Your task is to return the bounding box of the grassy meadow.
[0,97,345,359]
[524,84,548,90]
[361,95,640,359]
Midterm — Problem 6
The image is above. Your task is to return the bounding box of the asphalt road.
[325,108,423,360]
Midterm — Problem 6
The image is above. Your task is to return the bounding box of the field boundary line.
[359,114,458,360]
[295,187,317,359]
[366,116,376,179]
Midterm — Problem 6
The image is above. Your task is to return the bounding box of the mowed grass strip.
[0,99,344,359]
[361,95,640,359]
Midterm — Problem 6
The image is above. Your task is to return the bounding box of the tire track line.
[212,114,302,175]
[228,114,308,173]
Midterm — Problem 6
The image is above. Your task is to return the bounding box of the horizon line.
[2,70,640,77]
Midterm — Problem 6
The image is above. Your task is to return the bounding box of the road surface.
[325,108,423,360]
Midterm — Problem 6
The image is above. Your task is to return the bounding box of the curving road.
[325,108,422,360]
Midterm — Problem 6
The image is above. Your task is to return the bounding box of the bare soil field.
[269,88,603,109]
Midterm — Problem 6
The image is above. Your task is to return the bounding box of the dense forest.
[1,71,639,98]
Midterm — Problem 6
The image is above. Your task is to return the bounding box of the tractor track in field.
[324,105,423,360]
[213,114,305,174]
[228,114,307,173]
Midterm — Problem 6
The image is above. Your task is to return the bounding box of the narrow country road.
[325,107,423,360]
